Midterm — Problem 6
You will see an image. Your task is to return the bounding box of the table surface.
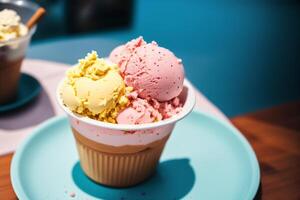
[1,101,299,200]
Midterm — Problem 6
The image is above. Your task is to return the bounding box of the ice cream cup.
[57,79,195,187]
[0,1,38,104]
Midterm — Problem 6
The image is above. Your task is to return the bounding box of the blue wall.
[28,0,300,116]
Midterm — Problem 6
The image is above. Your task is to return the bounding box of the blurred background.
[28,0,300,117]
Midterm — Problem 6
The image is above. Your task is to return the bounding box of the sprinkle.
[177,58,182,64]
[69,192,76,198]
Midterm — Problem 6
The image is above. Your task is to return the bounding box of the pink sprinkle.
[151,41,157,45]
[125,130,135,134]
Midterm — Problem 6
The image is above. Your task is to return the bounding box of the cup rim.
[0,0,38,45]
[56,79,196,131]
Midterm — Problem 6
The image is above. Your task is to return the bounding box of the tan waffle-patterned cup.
[57,79,195,187]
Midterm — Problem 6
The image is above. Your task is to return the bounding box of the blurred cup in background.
[0,0,38,104]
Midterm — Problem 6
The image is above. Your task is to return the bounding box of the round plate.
[11,111,260,200]
[0,73,41,112]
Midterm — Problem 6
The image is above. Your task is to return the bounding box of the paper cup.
[57,79,195,187]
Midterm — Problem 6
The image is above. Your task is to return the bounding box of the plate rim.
[0,73,41,112]
[11,110,260,200]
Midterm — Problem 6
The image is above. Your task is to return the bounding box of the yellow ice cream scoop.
[60,51,129,123]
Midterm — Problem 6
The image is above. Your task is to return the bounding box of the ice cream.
[109,37,146,70]
[116,89,182,124]
[60,51,129,123]
[116,98,161,124]
[0,9,28,42]
[61,38,185,125]
[109,37,184,102]
[116,89,163,124]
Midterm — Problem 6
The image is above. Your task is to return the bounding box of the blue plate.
[0,73,41,112]
[11,111,260,200]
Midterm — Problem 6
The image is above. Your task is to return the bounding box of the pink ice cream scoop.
[109,37,146,73]
[116,91,182,124]
[109,37,184,102]
[116,98,162,124]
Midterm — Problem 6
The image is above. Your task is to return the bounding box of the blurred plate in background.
[0,73,41,113]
